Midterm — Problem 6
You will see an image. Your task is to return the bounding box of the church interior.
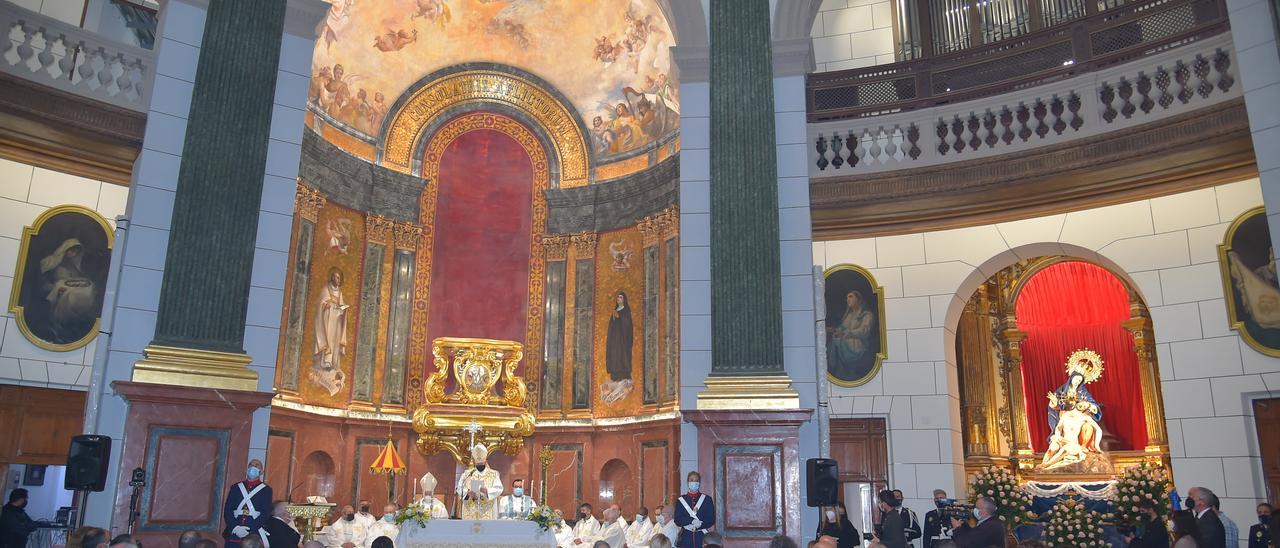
[0,0,1278,547]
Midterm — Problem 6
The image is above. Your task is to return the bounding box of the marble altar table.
[397,519,557,548]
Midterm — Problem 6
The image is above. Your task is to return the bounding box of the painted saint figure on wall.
[601,290,633,404]
[1219,207,1280,355]
[312,267,349,396]
[40,239,99,342]
[824,265,886,387]
[9,206,112,351]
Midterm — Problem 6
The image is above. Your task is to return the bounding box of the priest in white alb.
[364,504,399,548]
[456,444,502,520]
[497,478,535,519]
[415,473,450,519]
[568,503,600,546]
[625,506,654,546]
[594,507,626,548]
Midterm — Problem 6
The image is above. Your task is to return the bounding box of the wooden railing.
[806,0,1228,122]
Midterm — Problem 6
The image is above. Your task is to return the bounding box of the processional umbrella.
[369,434,406,503]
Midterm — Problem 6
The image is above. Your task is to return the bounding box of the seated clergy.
[326,506,368,548]
[625,507,654,547]
[415,474,450,519]
[594,507,627,548]
[498,479,536,520]
[365,504,399,548]
[571,503,601,545]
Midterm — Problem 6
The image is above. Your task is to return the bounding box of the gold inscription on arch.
[382,71,590,187]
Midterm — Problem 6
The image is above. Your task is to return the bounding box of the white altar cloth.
[397,519,557,548]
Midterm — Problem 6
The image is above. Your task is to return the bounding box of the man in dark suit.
[262,501,301,548]
[949,497,1005,548]
[1248,503,1272,548]
[1189,487,1226,548]
[1124,499,1169,548]
[875,490,906,548]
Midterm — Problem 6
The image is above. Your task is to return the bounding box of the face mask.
[476,464,486,472]
[581,511,590,518]
[688,481,700,492]
[361,505,370,513]
[655,515,665,525]
[825,511,836,521]
[972,508,982,519]
[1185,499,1196,510]
[383,515,395,523]
[345,514,355,522]
[247,466,261,480]
[1261,515,1270,525]
[513,488,523,497]
[636,515,644,522]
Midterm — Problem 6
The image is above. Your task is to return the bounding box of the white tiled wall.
[813,179,1280,536]
[812,0,898,72]
[0,159,128,391]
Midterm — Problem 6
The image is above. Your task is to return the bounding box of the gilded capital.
[571,232,597,255]
[543,235,570,260]
[393,222,424,250]
[295,183,326,221]
[365,214,395,244]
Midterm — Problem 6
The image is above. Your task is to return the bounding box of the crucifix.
[464,419,484,456]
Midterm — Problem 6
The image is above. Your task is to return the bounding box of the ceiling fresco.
[308,0,679,170]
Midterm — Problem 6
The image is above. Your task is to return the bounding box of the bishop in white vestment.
[415,473,451,519]
[456,445,503,520]
[497,479,535,519]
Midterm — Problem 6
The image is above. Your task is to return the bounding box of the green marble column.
[709,0,784,375]
[134,0,287,391]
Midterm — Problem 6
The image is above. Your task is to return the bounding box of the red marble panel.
[544,445,582,516]
[640,444,667,512]
[266,433,294,493]
[722,453,777,530]
[148,435,220,523]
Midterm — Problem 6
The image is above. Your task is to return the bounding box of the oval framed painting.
[7,205,114,352]
[1219,206,1280,356]
[824,264,887,388]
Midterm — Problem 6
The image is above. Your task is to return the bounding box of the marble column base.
[684,409,814,547]
[109,381,273,545]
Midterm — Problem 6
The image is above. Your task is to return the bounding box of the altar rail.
[806,0,1228,123]
[807,31,1238,179]
[0,1,154,113]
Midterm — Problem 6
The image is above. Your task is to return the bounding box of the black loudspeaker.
[806,457,839,507]
[65,435,112,492]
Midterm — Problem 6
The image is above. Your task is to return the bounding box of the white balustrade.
[809,32,1240,177]
[0,1,154,112]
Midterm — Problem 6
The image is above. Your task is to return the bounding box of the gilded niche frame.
[1218,206,1280,357]
[7,204,114,352]
[823,264,888,388]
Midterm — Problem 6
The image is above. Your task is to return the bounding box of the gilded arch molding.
[379,69,591,187]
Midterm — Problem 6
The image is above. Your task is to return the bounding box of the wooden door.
[831,418,889,491]
[1255,398,1280,505]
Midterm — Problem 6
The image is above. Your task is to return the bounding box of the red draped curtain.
[1015,261,1149,452]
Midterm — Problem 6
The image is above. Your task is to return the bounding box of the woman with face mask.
[815,502,861,547]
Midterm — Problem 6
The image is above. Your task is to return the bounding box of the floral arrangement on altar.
[526,504,560,532]
[1111,462,1172,527]
[968,465,1036,526]
[1043,497,1107,547]
[393,501,436,528]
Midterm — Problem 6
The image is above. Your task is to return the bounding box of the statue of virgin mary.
[1040,350,1106,470]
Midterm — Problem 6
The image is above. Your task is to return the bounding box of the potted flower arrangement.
[1043,497,1107,548]
[393,501,436,528]
[968,466,1036,526]
[526,504,561,532]
[1111,462,1171,528]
